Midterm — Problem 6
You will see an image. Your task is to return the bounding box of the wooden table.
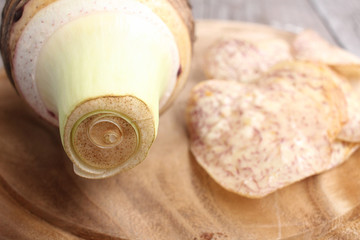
[1,1,360,240]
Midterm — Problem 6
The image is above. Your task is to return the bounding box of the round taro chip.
[293,30,360,65]
[297,59,360,143]
[331,74,360,142]
[293,30,360,80]
[186,64,350,198]
[261,61,348,140]
[203,37,292,83]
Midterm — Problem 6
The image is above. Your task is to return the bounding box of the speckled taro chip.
[293,30,360,80]
[331,73,360,142]
[203,37,292,83]
[293,30,360,65]
[187,61,357,198]
[293,30,360,142]
[261,61,348,140]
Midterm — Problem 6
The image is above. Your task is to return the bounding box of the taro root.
[0,0,194,178]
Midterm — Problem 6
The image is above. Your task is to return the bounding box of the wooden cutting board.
[1,20,360,240]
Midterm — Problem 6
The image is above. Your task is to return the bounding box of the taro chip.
[187,70,347,198]
[333,65,360,81]
[293,30,360,80]
[331,72,360,142]
[328,141,359,170]
[307,61,360,142]
[293,30,360,65]
[203,37,292,83]
[261,61,347,140]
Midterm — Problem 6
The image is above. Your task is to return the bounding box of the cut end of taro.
[62,96,156,179]
[71,111,139,169]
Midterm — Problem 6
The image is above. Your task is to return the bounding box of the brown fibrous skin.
[0,0,195,102]
[167,0,195,42]
[1,0,30,89]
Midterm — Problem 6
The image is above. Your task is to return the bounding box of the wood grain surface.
[1,21,360,240]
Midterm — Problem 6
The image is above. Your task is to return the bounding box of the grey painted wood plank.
[0,0,4,12]
[310,0,360,56]
[0,0,4,69]
[189,0,337,43]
